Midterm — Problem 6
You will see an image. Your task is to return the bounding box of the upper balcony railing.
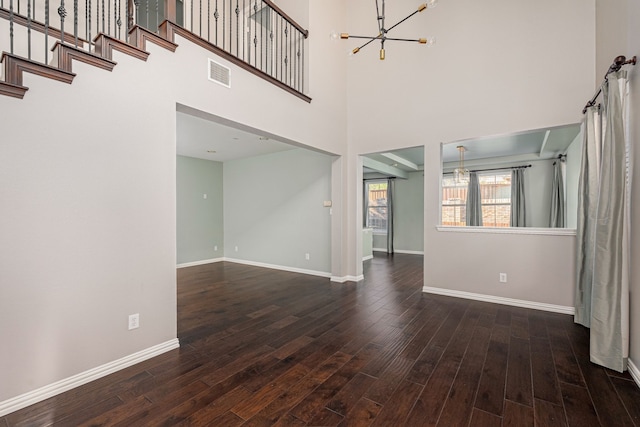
[0,0,308,97]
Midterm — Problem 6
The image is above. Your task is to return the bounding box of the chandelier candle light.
[334,0,438,60]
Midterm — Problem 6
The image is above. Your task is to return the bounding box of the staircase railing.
[0,0,308,95]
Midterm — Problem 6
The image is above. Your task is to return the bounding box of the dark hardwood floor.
[3,253,640,426]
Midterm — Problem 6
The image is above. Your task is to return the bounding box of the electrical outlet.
[305,253,310,260]
[214,245,218,251]
[499,273,507,283]
[128,313,140,330]
[203,194,207,199]
[235,246,238,252]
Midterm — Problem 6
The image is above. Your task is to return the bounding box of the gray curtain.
[386,178,394,253]
[465,172,482,226]
[549,161,566,227]
[363,182,369,227]
[510,169,526,227]
[575,70,630,372]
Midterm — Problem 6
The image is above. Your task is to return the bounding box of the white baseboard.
[0,339,179,417]
[394,249,424,255]
[331,275,365,283]
[372,248,424,255]
[362,255,373,261]
[628,359,640,389]
[224,258,331,279]
[177,258,224,268]
[422,286,575,315]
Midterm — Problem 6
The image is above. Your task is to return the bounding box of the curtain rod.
[443,164,531,175]
[582,55,636,114]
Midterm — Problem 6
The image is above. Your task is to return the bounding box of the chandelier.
[334,0,438,60]
[454,146,469,184]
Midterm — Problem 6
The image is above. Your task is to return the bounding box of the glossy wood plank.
[505,336,533,406]
[474,324,509,416]
[560,381,601,427]
[470,408,502,427]
[503,400,534,427]
[534,397,568,427]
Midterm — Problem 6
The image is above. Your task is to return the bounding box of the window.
[365,181,388,232]
[442,172,512,227]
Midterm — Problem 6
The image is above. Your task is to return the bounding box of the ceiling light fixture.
[333,0,437,60]
[454,146,469,184]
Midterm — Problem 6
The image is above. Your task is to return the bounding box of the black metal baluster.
[88,0,91,49]
[107,0,110,33]
[259,0,262,71]
[74,0,78,46]
[285,22,288,85]
[222,0,225,50]
[198,0,201,36]
[228,0,231,52]
[117,0,121,38]
[253,0,256,66]
[144,0,147,30]
[9,0,14,54]
[207,0,209,40]
[246,0,250,62]
[17,0,19,15]
[45,0,49,61]
[242,0,245,61]
[27,0,32,58]
[154,0,157,32]
[279,15,282,82]
[189,0,192,32]
[269,10,273,75]
[59,0,67,43]
[235,0,238,57]
[102,0,105,33]
[301,32,304,92]
[85,0,88,41]
[214,0,218,45]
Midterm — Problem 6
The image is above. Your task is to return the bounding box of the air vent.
[208,59,231,88]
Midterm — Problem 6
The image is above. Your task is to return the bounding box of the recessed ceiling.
[363,146,425,176]
[176,111,295,162]
[442,123,581,164]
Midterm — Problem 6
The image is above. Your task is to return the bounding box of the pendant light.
[454,145,469,184]
[332,0,438,60]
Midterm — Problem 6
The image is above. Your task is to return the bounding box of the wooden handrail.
[262,0,308,38]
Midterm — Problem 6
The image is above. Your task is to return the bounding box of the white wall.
[595,0,640,373]
[346,0,595,308]
[176,156,224,264]
[223,149,332,274]
[0,0,348,404]
[393,172,425,252]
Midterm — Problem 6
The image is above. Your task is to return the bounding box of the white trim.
[176,258,224,268]
[0,339,179,417]
[224,258,331,279]
[331,275,365,283]
[628,359,640,389]
[371,249,424,255]
[394,249,425,255]
[362,255,374,261]
[422,286,574,315]
[436,226,577,236]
